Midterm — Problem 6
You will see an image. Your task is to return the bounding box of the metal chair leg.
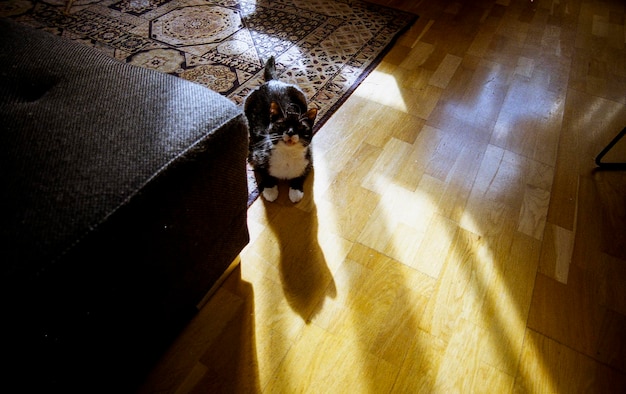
[595,126,626,170]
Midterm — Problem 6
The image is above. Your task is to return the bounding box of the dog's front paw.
[262,185,279,202]
[288,188,304,203]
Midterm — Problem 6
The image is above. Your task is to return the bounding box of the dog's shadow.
[262,171,337,323]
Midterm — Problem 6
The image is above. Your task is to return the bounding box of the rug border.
[311,5,419,135]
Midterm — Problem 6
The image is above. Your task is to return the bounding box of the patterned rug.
[1,0,417,205]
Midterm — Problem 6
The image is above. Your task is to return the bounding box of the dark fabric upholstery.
[0,18,249,392]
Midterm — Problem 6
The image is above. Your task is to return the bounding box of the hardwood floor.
[141,0,626,392]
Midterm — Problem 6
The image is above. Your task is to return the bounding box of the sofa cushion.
[0,18,244,274]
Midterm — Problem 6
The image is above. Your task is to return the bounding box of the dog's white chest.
[269,142,309,179]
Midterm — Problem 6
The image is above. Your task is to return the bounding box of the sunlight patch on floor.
[353,70,409,112]
[367,161,560,391]
[454,214,559,393]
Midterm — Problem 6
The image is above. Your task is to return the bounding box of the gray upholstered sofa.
[0,18,249,392]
